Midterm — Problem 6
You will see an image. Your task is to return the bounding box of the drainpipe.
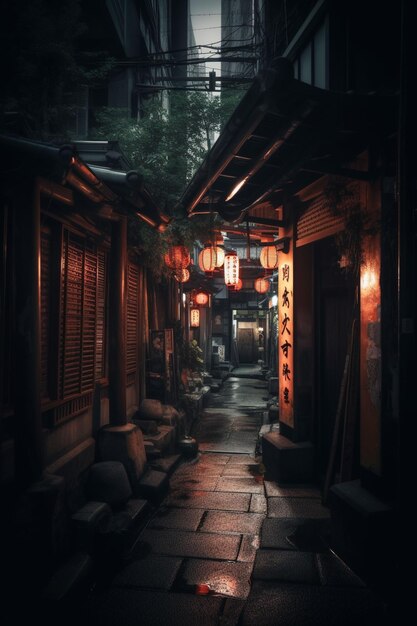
[108,216,128,425]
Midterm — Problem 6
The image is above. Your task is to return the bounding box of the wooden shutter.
[59,231,97,399]
[95,248,107,380]
[126,262,139,375]
[82,247,97,391]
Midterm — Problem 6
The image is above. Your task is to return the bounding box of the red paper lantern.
[198,245,216,273]
[194,290,210,306]
[174,268,190,283]
[260,245,279,270]
[254,277,270,294]
[224,251,239,288]
[190,308,200,327]
[214,243,225,268]
[164,245,190,270]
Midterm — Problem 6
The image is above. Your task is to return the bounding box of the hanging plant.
[324,177,379,278]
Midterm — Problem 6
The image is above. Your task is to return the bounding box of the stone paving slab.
[240,581,389,626]
[260,518,331,552]
[267,497,330,519]
[165,490,251,511]
[316,552,366,587]
[238,534,260,562]
[226,454,258,465]
[138,528,241,560]
[253,549,320,584]
[181,558,253,599]
[86,587,224,626]
[221,464,260,477]
[250,494,267,514]
[222,598,246,626]
[169,475,219,491]
[215,477,265,494]
[148,507,205,531]
[199,441,256,454]
[200,510,264,535]
[264,482,322,499]
[110,554,182,590]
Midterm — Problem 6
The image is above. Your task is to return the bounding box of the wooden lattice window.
[59,231,97,399]
[95,248,108,381]
[126,262,139,376]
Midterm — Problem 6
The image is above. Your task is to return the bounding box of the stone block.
[86,462,132,508]
[137,399,163,421]
[262,432,314,483]
[268,377,278,395]
[135,469,169,503]
[71,500,112,551]
[97,423,147,487]
[329,480,395,586]
[132,419,159,435]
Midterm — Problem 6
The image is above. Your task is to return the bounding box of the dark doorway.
[315,238,357,480]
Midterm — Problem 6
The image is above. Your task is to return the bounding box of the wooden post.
[108,216,127,425]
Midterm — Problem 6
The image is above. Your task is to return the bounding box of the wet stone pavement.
[79,368,390,625]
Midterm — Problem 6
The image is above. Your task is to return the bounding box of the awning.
[178,57,397,234]
[0,135,170,230]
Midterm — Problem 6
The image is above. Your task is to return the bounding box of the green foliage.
[90,89,246,213]
[181,339,204,373]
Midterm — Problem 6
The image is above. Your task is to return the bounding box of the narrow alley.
[57,367,390,626]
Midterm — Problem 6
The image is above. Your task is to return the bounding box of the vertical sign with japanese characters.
[278,258,294,428]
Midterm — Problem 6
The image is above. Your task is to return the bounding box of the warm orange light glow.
[224,251,239,287]
[214,244,225,267]
[360,265,378,292]
[164,245,191,270]
[194,290,210,306]
[174,268,190,283]
[225,177,248,201]
[190,308,200,327]
[198,245,217,273]
[260,245,279,270]
[254,277,270,294]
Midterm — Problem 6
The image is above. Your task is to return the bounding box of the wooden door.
[238,328,255,363]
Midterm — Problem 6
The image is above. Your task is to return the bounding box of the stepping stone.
[253,549,320,584]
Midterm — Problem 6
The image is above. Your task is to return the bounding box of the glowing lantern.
[254,277,270,294]
[194,290,210,306]
[190,307,200,327]
[214,243,225,268]
[260,245,279,269]
[224,251,239,288]
[198,245,216,273]
[164,245,190,270]
[229,278,242,292]
[174,268,190,283]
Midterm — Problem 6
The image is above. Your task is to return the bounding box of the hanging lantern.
[224,251,239,288]
[193,289,210,306]
[198,244,216,273]
[174,268,190,283]
[260,245,279,270]
[164,245,190,270]
[190,307,200,328]
[214,242,225,268]
[254,277,270,294]
[235,278,243,291]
